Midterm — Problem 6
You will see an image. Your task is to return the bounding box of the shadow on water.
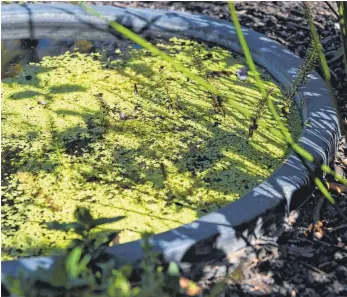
[2,38,289,259]
[1,4,339,282]
[2,27,288,252]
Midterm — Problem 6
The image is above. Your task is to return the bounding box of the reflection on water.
[1,38,141,78]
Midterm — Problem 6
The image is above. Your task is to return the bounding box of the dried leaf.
[327,182,347,193]
[179,277,190,289]
[179,277,202,296]
[305,220,326,238]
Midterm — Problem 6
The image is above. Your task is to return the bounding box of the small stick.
[299,260,327,275]
[328,224,347,232]
[324,1,339,19]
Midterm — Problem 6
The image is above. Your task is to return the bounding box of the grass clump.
[1,38,301,260]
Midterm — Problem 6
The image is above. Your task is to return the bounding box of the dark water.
[1,38,142,78]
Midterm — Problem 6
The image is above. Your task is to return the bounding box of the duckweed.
[1,38,302,260]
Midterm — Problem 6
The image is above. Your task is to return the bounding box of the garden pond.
[1,37,302,260]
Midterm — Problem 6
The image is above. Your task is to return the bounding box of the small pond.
[1,36,302,260]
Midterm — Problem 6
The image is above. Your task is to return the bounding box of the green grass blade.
[314,178,335,204]
[229,1,345,204]
[228,2,308,157]
[66,247,83,279]
[321,164,347,185]
[228,2,266,98]
[83,3,346,201]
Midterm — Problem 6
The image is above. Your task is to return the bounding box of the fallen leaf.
[313,231,324,240]
[179,277,202,296]
[305,220,326,238]
[179,277,189,289]
[327,182,347,193]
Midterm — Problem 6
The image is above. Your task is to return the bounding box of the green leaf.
[314,178,335,205]
[91,230,119,248]
[167,261,180,276]
[66,247,83,279]
[81,4,256,122]
[321,164,347,185]
[74,207,93,225]
[77,254,91,275]
[89,216,125,228]
[120,264,133,278]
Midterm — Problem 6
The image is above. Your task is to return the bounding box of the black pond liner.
[1,3,340,276]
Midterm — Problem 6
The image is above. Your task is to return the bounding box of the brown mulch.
[86,1,347,296]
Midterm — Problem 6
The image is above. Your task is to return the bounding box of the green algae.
[1,38,302,260]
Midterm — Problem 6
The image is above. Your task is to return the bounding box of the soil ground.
[85,2,347,296]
